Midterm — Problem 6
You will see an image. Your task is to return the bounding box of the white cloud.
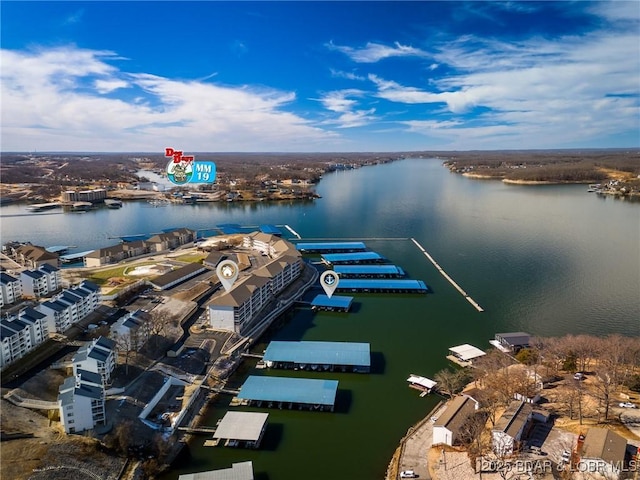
[317,89,376,128]
[327,40,430,63]
[1,46,338,152]
[366,26,640,148]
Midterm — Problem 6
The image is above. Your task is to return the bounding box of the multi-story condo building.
[0,272,22,306]
[84,240,149,268]
[4,243,60,269]
[62,189,107,203]
[208,233,303,335]
[0,307,48,369]
[37,281,100,333]
[58,369,106,434]
[72,336,117,385]
[20,264,62,298]
[1,318,32,369]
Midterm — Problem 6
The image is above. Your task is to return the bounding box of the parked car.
[573,372,584,380]
[400,471,418,478]
[619,402,637,408]
[561,450,571,463]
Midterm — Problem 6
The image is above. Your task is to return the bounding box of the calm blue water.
[2,159,639,479]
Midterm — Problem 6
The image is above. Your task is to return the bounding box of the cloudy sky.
[1,1,638,152]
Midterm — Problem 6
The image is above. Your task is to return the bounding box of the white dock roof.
[449,344,486,361]
[407,375,437,390]
[213,412,268,442]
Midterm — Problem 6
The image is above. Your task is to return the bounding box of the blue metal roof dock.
[237,376,339,411]
[337,279,428,293]
[259,224,282,236]
[296,242,367,253]
[333,265,405,278]
[321,251,385,264]
[217,223,243,234]
[263,341,370,373]
[310,294,354,312]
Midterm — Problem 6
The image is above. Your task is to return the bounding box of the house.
[72,336,117,384]
[492,400,534,456]
[494,332,531,353]
[579,428,627,479]
[433,395,479,446]
[58,369,106,434]
[20,264,62,298]
[0,272,22,306]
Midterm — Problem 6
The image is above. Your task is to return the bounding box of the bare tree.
[434,368,471,397]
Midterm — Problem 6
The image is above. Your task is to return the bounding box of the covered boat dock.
[333,264,405,278]
[296,241,367,253]
[407,374,438,395]
[263,341,370,373]
[310,294,354,312]
[336,279,428,293]
[321,251,386,265]
[447,344,486,367]
[236,376,339,412]
[211,411,268,448]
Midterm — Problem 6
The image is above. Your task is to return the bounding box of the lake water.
[2,159,639,479]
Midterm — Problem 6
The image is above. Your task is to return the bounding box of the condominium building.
[207,233,303,335]
[58,369,106,434]
[20,264,62,298]
[0,272,22,306]
[72,336,117,385]
[37,281,100,333]
[0,307,49,369]
[62,189,107,203]
[4,243,60,269]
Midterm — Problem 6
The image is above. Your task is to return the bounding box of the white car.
[400,471,417,478]
[619,402,637,408]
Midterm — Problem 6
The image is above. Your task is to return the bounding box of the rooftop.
[449,344,486,361]
[263,341,370,367]
[310,294,354,309]
[237,376,339,406]
[213,412,269,442]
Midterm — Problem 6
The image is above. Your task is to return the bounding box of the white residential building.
[20,264,62,298]
[0,308,49,369]
[37,281,100,333]
[433,395,479,446]
[0,272,22,306]
[208,233,303,335]
[492,400,533,456]
[58,369,106,434]
[72,336,117,384]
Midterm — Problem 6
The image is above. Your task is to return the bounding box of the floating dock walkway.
[410,238,484,312]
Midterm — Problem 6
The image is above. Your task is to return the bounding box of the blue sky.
[1,1,639,152]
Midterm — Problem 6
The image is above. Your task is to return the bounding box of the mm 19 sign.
[164,148,216,185]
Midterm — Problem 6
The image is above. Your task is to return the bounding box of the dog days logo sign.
[165,148,216,185]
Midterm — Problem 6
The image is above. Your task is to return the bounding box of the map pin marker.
[216,259,239,293]
[320,270,339,298]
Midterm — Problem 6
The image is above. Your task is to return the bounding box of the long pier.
[410,238,484,312]
[282,224,301,239]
